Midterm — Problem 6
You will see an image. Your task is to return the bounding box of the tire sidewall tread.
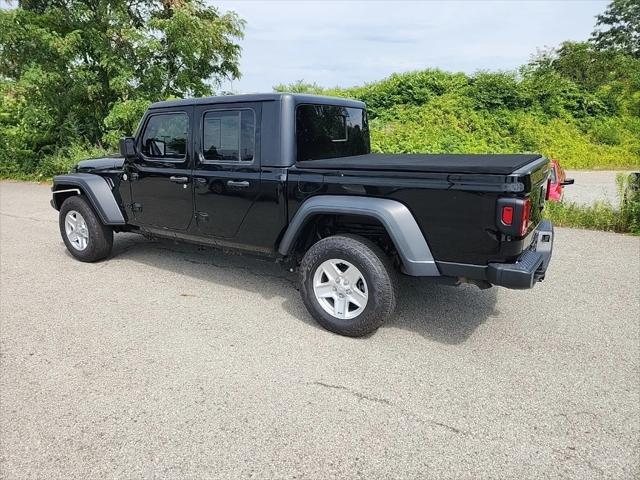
[59,195,113,262]
[299,234,397,337]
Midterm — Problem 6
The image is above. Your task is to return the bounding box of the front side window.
[202,109,255,162]
[296,105,370,162]
[140,113,188,159]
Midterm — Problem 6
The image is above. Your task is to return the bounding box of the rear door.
[129,108,194,230]
[191,102,261,238]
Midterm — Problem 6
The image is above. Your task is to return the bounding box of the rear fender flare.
[52,173,125,225]
[278,195,439,276]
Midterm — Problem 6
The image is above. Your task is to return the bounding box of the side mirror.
[119,137,136,158]
[561,178,575,186]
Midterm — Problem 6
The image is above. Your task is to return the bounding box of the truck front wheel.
[299,234,397,337]
[59,195,113,262]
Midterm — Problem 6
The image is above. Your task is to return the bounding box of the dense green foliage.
[0,0,243,178]
[275,42,640,169]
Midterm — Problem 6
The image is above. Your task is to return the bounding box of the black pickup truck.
[51,93,554,337]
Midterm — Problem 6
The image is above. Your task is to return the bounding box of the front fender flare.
[278,195,439,276]
[52,173,126,225]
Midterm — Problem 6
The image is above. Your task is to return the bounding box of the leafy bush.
[469,71,522,110]
[102,99,152,149]
[2,144,109,180]
[37,144,109,179]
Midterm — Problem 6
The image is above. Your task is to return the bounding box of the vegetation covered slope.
[276,44,640,169]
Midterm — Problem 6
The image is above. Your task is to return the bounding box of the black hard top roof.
[149,93,366,109]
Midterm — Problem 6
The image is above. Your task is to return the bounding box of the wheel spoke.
[66,216,77,231]
[64,210,89,251]
[322,261,342,282]
[348,287,368,309]
[314,283,335,298]
[333,295,348,319]
[343,265,362,286]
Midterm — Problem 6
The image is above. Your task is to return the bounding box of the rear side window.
[296,105,370,162]
[140,113,188,159]
[202,110,255,162]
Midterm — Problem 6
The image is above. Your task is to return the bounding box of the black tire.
[299,234,397,337]
[59,195,113,262]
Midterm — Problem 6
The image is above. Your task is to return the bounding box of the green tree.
[273,80,326,95]
[0,0,244,174]
[591,0,640,58]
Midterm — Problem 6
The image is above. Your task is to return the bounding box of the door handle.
[227,180,249,188]
[169,176,189,184]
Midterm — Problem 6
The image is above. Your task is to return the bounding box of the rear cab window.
[296,104,370,162]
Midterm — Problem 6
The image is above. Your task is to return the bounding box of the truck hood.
[74,156,125,173]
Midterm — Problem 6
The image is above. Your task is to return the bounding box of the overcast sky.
[215,0,608,93]
[0,0,609,93]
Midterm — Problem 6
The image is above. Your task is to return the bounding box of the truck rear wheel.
[299,234,396,337]
[59,195,113,262]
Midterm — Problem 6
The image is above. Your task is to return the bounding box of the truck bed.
[298,153,543,175]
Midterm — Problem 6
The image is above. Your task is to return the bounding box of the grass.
[544,201,624,232]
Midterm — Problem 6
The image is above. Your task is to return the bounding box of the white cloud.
[214,0,608,92]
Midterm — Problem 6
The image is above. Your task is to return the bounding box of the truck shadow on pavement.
[108,235,499,345]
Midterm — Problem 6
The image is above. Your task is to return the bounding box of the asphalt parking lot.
[1,181,639,479]
[564,170,636,208]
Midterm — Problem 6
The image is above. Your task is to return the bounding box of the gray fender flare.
[52,173,126,225]
[278,195,439,276]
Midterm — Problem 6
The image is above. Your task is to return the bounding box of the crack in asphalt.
[1,212,56,223]
[309,381,392,406]
[307,381,465,435]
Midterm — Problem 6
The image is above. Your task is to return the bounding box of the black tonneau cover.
[298,153,543,175]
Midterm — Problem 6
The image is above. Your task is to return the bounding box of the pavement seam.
[1,212,56,224]
[306,381,467,436]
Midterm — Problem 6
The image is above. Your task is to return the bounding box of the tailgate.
[519,156,551,237]
[496,157,550,240]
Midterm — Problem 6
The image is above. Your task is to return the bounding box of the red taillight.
[501,206,514,225]
[497,197,534,237]
[519,198,532,236]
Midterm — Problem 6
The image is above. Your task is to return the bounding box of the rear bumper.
[486,220,554,289]
[435,220,554,290]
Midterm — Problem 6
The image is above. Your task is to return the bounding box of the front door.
[191,103,261,238]
[129,108,194,230]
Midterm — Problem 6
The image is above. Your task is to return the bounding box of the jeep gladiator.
[51,93,554,337]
